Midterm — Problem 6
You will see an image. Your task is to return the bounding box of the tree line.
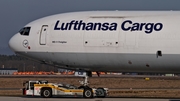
[0,55,58,72]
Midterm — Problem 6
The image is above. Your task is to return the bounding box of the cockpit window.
[19,27,31,36]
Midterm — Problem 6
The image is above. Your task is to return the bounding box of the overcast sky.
[1,0,180,55]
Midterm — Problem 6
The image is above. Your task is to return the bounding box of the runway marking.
[0,96,177,101]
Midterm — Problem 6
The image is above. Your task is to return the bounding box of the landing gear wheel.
[83,88,93,98]
[41,88,52,98]
[96,88,106,98]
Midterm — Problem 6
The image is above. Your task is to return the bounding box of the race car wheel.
[83,88,93,98]
[96,88,106,98]
[41,88,52,98]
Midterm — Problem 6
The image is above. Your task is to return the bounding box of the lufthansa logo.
[22,39,29,48]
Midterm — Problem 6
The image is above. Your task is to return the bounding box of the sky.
[1,0,180,55]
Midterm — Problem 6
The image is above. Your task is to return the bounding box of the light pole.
[33,63,35,72]
[24,63,25,72]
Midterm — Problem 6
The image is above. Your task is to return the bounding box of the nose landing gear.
[78,71,107,98]
[79,71,92,86]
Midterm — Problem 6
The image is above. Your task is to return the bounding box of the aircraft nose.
[9,34,19,52]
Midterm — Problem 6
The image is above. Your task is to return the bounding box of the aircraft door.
[39,25,48,45]
[84,18,121,47]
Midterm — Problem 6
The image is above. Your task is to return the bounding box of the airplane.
[8,11,180,95]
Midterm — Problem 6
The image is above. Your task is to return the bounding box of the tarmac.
[0,96,179,101]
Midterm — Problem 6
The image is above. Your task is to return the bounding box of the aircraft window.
[19,27,31,36]
[19,28,25,35]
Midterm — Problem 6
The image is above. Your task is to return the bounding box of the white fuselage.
[9,11,180,73]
